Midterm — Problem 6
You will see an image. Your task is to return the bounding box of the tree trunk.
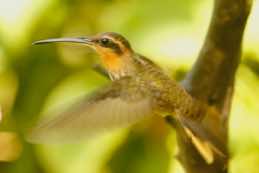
[167,0,253,172]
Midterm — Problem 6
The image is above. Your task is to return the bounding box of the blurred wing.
[28,77,153,143]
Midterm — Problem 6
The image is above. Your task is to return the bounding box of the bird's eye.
[99,38,110,46]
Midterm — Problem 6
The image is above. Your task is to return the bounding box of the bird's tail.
[166,116,226,164]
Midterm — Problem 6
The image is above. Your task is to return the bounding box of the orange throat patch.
[100,51,124,73]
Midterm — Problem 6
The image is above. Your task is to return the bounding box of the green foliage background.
[0,0,259,173]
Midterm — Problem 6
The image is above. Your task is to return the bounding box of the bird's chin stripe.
[109,70,127,81]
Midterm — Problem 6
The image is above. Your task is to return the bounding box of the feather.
[183,127,214,164]
[27,77,153,143]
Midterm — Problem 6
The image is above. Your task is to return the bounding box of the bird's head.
[33,32,136,80]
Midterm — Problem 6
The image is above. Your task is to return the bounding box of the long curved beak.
[32,37,93,45]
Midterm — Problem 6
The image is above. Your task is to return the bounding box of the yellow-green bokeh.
[0,0,259,173]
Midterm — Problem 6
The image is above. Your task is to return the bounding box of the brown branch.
[169,0,253,173]
[183,0,252,112]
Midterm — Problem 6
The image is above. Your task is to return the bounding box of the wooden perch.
[166,0,253,172]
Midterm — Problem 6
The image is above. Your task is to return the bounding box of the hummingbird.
[30,32,224,164]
